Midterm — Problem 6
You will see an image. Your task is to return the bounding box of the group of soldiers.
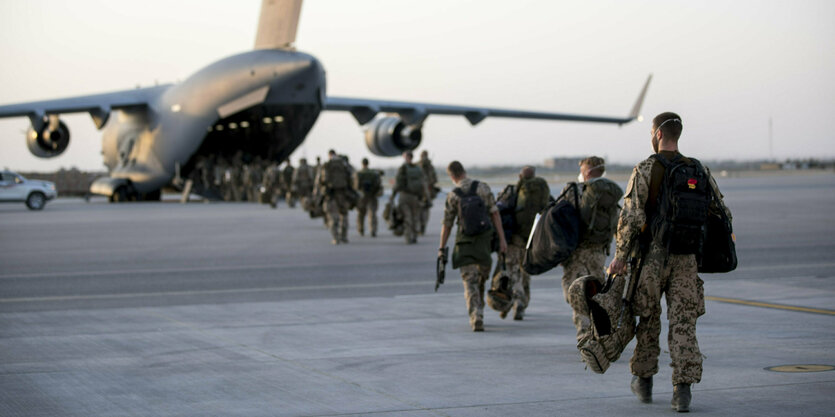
[437,112,731,413]
[294,149,439,245]
[189,152,316,207]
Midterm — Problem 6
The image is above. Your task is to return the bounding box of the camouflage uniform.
[321,158,353,243]
[615,152,729,385]
[354,168,383,237]
[282,163,295,207]
[395,163,427,243]
[504,176,550,319]
[292,161,315,209]
[418,158,438,235]
[443,178,497,328]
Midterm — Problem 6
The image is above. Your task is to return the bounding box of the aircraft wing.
[325,75,652,127]
[0,85,171,130]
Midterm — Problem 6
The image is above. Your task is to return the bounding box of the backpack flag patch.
[687,179,698,189]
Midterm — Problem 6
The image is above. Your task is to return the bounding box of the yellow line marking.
[706,296,835,316]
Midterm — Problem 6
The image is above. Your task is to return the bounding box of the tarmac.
[1,173,834,416]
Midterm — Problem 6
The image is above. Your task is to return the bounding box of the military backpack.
[404,164,424,195]
[515,177,551,239]
[578,178,623,246]
[357,169,382,194]
[453,180,492,236]
[323,160,350,190]
[495,184,517,243]
[651,154,711,255]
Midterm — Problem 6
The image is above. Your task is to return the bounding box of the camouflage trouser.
[504,243,530,315]
[630,242,706,385]
[356,194,378,236]
[285,190,297,208]
[460,263,491,327]
[419,205,431,235]
[399,192,422,242]
[324,191,351,241]
[561,243,607,338]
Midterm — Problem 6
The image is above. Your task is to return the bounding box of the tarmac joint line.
[705,296,835,316]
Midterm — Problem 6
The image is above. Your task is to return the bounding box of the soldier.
[320,149,354,244]
[391,151,427,244]
[607,112,731,412]
[560,156,623,336]
[439,161,507,331]
[503,166,550,321]
[262,162,281,208]
[418,150,439,235]
[292,158,315,209]
[282,161,295,207]
[354,158,383,237]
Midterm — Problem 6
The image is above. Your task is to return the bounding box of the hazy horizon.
[1,0,833,172]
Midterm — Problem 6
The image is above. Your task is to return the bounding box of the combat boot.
[472,318,484,332]
[671,383,691,412]
[630,375,652,403]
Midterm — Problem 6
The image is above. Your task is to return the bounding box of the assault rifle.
[436,247,448,292]
[617,227,649,329]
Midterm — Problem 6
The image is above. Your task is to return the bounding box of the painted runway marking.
[0,281,437,303]
[706,296,835,316]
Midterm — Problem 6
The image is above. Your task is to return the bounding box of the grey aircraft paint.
[0,0,650,200]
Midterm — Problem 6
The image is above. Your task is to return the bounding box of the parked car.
[0,170,58,210]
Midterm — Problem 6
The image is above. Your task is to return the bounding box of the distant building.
[543,157,582,171]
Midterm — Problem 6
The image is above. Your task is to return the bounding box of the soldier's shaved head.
[520,166,535,179]
[652,112,683,141]
[362,158,369,167]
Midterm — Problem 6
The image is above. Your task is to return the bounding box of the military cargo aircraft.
[0,0,650,201]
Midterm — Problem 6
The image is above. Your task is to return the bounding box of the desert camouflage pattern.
[630,241,705,384]
[398,192,422,242]
[460,263,491,328]
[324,191,351,242]
[614,154,718,385]
[504,243,531,315]
[562,242,608,334]
[356,193,378,236]
[568,274,636,373]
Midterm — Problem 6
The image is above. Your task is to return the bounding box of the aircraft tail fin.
[628,74,653,121]
[254,0,303,50]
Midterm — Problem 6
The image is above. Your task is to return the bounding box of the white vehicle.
[0,171,57,210]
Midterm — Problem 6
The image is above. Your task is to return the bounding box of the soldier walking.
[282,161,295,207]
[292,158,315,210]
[559,157,623,336]
[438,161,507,331]
[607,112,731,412]
[320,149,354,244]
[418,150,439,235]
[502,166,550,321]
[354,158,383,237]
[391,151,427,244]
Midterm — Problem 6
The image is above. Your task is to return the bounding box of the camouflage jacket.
[614,154,731,262]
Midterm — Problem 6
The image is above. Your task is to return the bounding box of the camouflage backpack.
[579,178,623,246]
[405,164,424,195]
[514,177,551,238]
[323,160,349,190]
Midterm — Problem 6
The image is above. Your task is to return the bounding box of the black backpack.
[495,184,517,243]
[651,154,711,255]
[523,183,581,275]
[453,181,493,236]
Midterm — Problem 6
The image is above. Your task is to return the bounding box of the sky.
[0,0,833,171]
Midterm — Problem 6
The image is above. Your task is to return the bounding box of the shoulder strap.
[469,180,480,195]
[452,187,465,198]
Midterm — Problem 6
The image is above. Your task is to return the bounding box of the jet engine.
[364,116,422,157]
[26,117,70,158]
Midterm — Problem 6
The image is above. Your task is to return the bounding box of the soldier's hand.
[608,258,627,276]
[498,239,507,254]
[437,248,445,259]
